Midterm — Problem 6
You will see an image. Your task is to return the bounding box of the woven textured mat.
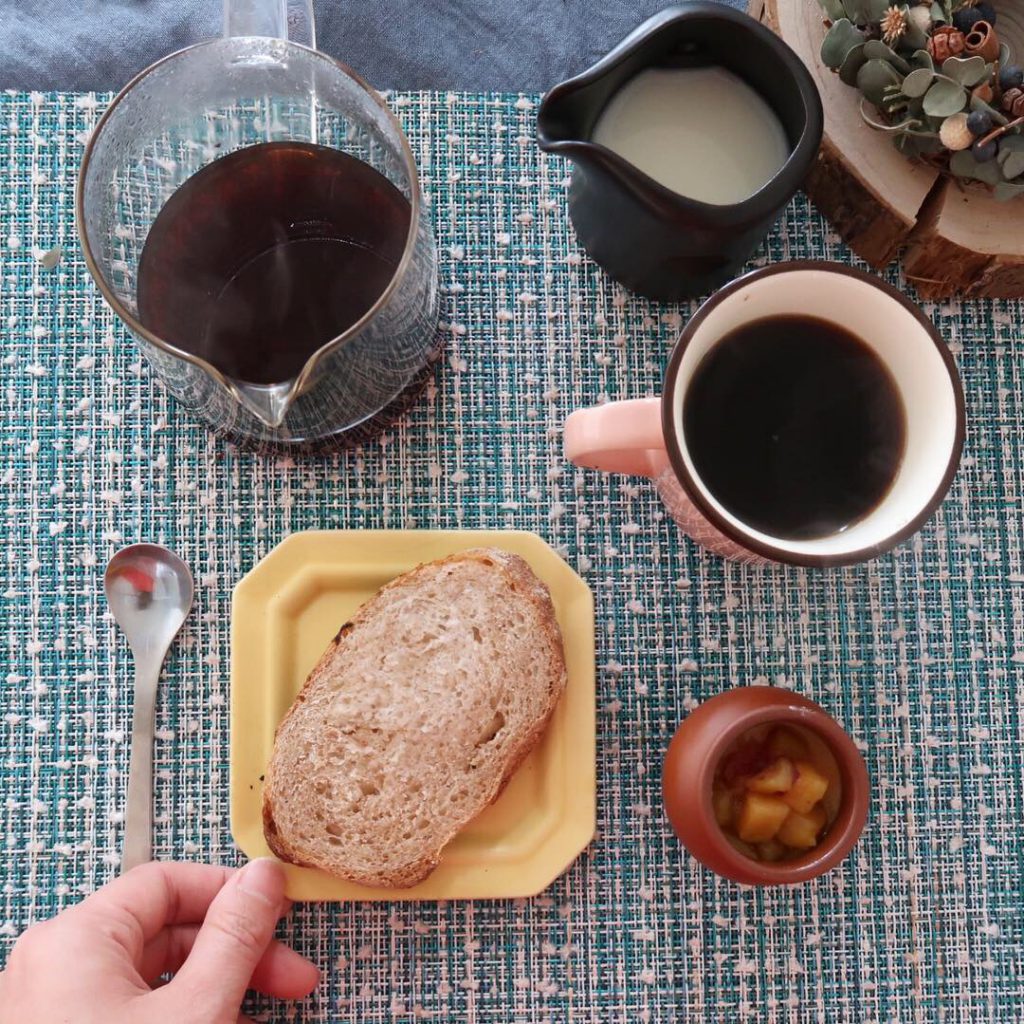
[1,90,1023,1022]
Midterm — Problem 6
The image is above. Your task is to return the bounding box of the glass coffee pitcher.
[77,0,439,448]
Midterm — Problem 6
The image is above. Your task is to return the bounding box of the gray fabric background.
[2,0,743,93]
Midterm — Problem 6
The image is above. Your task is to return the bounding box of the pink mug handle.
[564,398,667,479]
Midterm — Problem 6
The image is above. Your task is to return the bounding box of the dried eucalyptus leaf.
[951,148,1004,184]
[949,150,980,176]
[821,18,866,69]
[998,135,1024,155]
[902,67,934,97]
[941,55,988,86]
[903,23,930,51]
[864,40,912,74]
[842,0,871,23]
[1003,151,1024,179]
[817,0,847,19]
[930,1,946,24]
[922,78,967,117]
[858,59,905,105]
[856,59,905,107]
[911,49,934,71]
[1000,42,1012,65]
[867,0,892,20]
[974,159,1007,186]
[995,181,1024,200]
[839,43,869,85]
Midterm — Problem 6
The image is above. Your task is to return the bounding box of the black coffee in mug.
[682,315,907,541]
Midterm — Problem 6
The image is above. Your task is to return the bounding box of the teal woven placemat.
[1,90,1023,1022]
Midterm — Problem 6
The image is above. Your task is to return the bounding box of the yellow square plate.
[230,530,595,901]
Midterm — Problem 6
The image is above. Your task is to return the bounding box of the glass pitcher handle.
[223,0,316,48]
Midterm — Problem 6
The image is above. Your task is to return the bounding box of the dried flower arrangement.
[818,0,1024,199]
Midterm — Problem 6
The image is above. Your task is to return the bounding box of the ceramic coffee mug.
[564,262,965,566]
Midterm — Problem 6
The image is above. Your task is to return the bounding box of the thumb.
[167,859,287,1017]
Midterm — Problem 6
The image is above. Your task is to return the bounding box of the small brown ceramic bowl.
[663,687,869,885]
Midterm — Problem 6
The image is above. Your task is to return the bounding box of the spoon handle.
[122,657,160,872]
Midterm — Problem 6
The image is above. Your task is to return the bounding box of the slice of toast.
[262,547,567,888]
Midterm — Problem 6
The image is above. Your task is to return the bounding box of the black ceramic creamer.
[537,4,823,300]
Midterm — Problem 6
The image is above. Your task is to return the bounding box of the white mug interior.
[668,267,961,560]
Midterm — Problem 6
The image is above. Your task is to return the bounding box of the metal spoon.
[104,544,194,871]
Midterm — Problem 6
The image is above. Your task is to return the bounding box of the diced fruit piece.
[737,792,791,843]
[777,805,827,849]
[746,756,795,794]
[783,760,830,814]
[757,839,788,862]
[713,783,736,829]
[767,727,809,761]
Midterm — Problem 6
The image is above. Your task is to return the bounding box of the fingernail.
[237,857,285,908]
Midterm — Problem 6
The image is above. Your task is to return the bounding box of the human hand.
[0,859,319,1024]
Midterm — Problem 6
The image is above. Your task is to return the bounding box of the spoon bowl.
[105,544,194,654]
[105,544,194,870]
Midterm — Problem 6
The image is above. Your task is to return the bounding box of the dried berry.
[928,26,966,62]
[967,109,994,136]
[940,113,974,150]
[953,6,983,32]
[999,65,1024,91]
[975,1,996,25]
[972,138,998,162]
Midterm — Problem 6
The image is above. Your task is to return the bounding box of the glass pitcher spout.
[232,377,296,429]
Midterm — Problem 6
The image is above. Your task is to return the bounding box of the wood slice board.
[752,0,1024,298]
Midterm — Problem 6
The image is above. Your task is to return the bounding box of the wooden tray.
[752,0,1024,297]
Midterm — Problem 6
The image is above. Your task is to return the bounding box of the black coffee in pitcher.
[137,141,411,386]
